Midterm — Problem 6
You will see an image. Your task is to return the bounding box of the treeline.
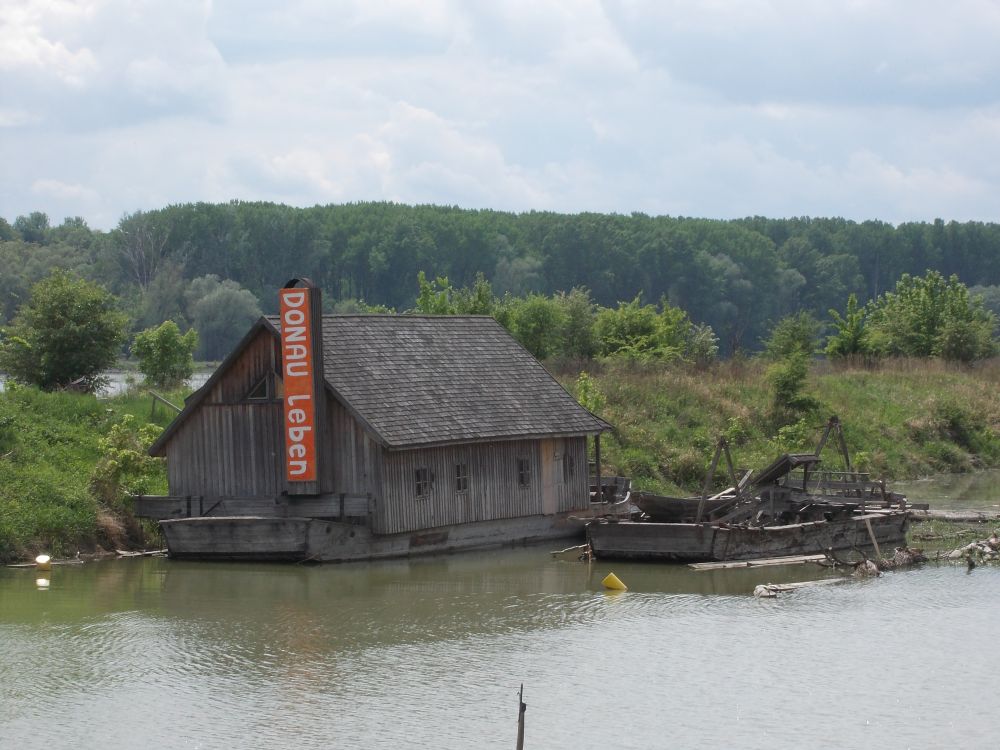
[6,203,1000,357]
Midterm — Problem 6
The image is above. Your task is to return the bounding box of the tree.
[0,270,128,391]
[865,271,996,361]
[413,271,457,314]
[186,275,262,360]
[762,312,822,360]
[13,212,50,244]
[595,296,667,360]
[508,294,565,359]
[593,296,715,363]
[132,321,199,389]
[113,210,172,290]
[553,287,598,359]
[767,351,819,425]
[825,293,870,357]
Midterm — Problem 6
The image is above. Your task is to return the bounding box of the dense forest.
[4,203,1000,359]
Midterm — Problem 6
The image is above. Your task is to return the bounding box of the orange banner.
[280,287,317,483]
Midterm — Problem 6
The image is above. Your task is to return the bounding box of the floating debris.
[753,578,847,598]
[947,532,1000,565]
[824,545,927,575]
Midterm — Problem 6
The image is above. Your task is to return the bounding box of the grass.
[556,357,1000,496]
[0,384,187,562]
[6,356,1000,561]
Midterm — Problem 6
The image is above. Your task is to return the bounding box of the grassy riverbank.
[0,385,180,562]
[4,358,1000,562]
[558,358,1000,496]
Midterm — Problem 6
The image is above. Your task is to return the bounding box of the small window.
[455,463,469,494]
[563,453,575,483]
[415,467,431,498]
[245,374,270,401]
[517,458,531,488]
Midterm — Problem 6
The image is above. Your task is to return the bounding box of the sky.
[2,0,1000,230]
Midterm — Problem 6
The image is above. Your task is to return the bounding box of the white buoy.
[35,554,52,571]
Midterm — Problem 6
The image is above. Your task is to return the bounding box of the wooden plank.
[754,578,846,598]
[133,494,354,520]
[864,516,882,559]
[910,509,1000,522]
[689,553,828,570]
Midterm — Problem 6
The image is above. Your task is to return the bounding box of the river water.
[894,470,1000,511]
[2,534,998,749]
[0,369,212,396]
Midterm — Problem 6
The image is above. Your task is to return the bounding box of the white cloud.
[1,0,999,227]
[0,0,99,85]
[31,178,99,202]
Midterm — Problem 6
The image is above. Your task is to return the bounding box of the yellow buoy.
[35,554,52,571]
[602,572,628,591]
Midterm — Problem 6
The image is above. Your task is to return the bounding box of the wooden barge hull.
[160,512,587,562]
[586,512,910,563]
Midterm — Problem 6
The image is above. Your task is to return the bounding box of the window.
[455,463,469,494]
[415,467,431,498]
[562,453,575,483]
[517,458,531,488]
[245,374,271,401]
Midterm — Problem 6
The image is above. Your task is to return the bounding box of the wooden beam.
[754,578,846,598]
[863,516,882,559]
[689,553,828,571]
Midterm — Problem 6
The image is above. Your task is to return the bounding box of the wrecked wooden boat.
[632,492,737,523]
[587,509,910,562]
[631,437,752,523]
[589,418,912,563]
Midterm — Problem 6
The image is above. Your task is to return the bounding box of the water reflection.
[895,469,1000,510]
[0,369,211,396]
[2,545,998,749]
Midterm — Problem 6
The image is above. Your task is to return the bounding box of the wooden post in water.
[863,516,882,560]
[516,683,526,750]
[594,434,602,507]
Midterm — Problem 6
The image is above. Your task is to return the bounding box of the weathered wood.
[588,512,909,563]
[133,494,369,521]
[115,548,168,557]
[550,543,590,561]
[160,517,312,560]
[754,578,846,598]
[148,389,182,413]
[516,684,526,750]
[863,516,882,559]
[160,511,586,562]
[688,553,828,570]
[594,433,602,504]
[910,509,1000,523]
[146,313,608,562]
[6,559,84,568]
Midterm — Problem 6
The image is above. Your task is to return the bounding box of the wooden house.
[136,311,610,561]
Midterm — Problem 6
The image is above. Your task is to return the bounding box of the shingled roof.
[262,314,609,449]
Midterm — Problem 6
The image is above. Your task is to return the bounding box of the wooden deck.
[134,493,372,521]
[156,511,589,562]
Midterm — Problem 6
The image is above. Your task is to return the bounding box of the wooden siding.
[203,329,278,405]
[326,397,382,499]
[375,437,589,535]
[165,328,283,497]
[556,436,589,513]
[165,403,285,496]
[164,327,385,501]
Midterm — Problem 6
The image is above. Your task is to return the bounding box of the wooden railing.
[133,493,373,521]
